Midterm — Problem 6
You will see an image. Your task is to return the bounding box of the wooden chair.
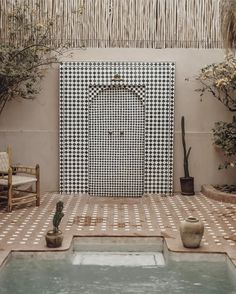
[0,146,40,212]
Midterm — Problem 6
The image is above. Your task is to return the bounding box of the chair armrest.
[12,165,39,176]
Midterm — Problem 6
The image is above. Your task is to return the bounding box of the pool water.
[0,253,235,294]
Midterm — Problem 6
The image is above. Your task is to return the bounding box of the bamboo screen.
[0,0,223,48]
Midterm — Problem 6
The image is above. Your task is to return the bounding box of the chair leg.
[7,185,12,212]
[7,191,12,212]
[36,164,40,206]
[7,167,13,212]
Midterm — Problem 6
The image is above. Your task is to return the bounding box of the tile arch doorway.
[89,85,145,197]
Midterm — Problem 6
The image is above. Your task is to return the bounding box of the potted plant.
[45,201,64,248]
[180,116,195,195]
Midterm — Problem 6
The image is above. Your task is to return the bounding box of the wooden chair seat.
[0,175,37,186]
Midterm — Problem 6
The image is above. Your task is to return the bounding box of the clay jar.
[180,217,204,248]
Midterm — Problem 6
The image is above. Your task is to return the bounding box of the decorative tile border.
[60,62,175,195]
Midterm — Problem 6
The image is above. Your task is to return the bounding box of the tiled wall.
[60,62,175,196]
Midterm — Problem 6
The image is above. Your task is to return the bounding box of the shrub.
[213,116,236,169]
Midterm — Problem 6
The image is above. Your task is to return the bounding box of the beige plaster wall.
[0,48,235,193]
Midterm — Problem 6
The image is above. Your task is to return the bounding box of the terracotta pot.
[45,230,63,248]
[180,177,195,195]
[180,217,204,248]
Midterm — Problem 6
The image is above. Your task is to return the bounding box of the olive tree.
[0,1,65,115]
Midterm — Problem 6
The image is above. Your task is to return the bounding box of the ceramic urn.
[180,217,204,248]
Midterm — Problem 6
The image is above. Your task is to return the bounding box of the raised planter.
[201,184,236,204]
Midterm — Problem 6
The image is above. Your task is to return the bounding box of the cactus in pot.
[45,201,64,248]
[180,116,195,195]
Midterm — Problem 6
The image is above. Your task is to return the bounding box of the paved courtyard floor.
[0,193,236,266]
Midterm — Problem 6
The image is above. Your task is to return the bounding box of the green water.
[0,257,235,294]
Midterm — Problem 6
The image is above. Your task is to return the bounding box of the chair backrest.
[0,152,10,173]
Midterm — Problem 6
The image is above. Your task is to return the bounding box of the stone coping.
[1,236,236,272]
[202,184,236,204]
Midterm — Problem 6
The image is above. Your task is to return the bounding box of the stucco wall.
[0,48,235,193]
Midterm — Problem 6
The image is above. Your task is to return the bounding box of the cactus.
[52,201,64,233]
[181,116,191,178]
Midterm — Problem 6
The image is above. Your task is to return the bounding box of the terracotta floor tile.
[0,193,235,265]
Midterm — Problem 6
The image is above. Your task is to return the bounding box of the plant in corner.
[196,56,236,193]
[213,116,236,170]
[195,0,236,194]
[45,201,64,248]
[180,116,195,195]
[0,1,69,115]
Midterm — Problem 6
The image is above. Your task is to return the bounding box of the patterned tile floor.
[0,193,236,265]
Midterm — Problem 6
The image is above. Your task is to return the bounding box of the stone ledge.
[202,184,236,204]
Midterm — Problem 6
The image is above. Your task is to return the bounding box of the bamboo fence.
[0,0,223,48]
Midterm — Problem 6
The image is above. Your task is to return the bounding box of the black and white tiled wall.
[60,62,175,196]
